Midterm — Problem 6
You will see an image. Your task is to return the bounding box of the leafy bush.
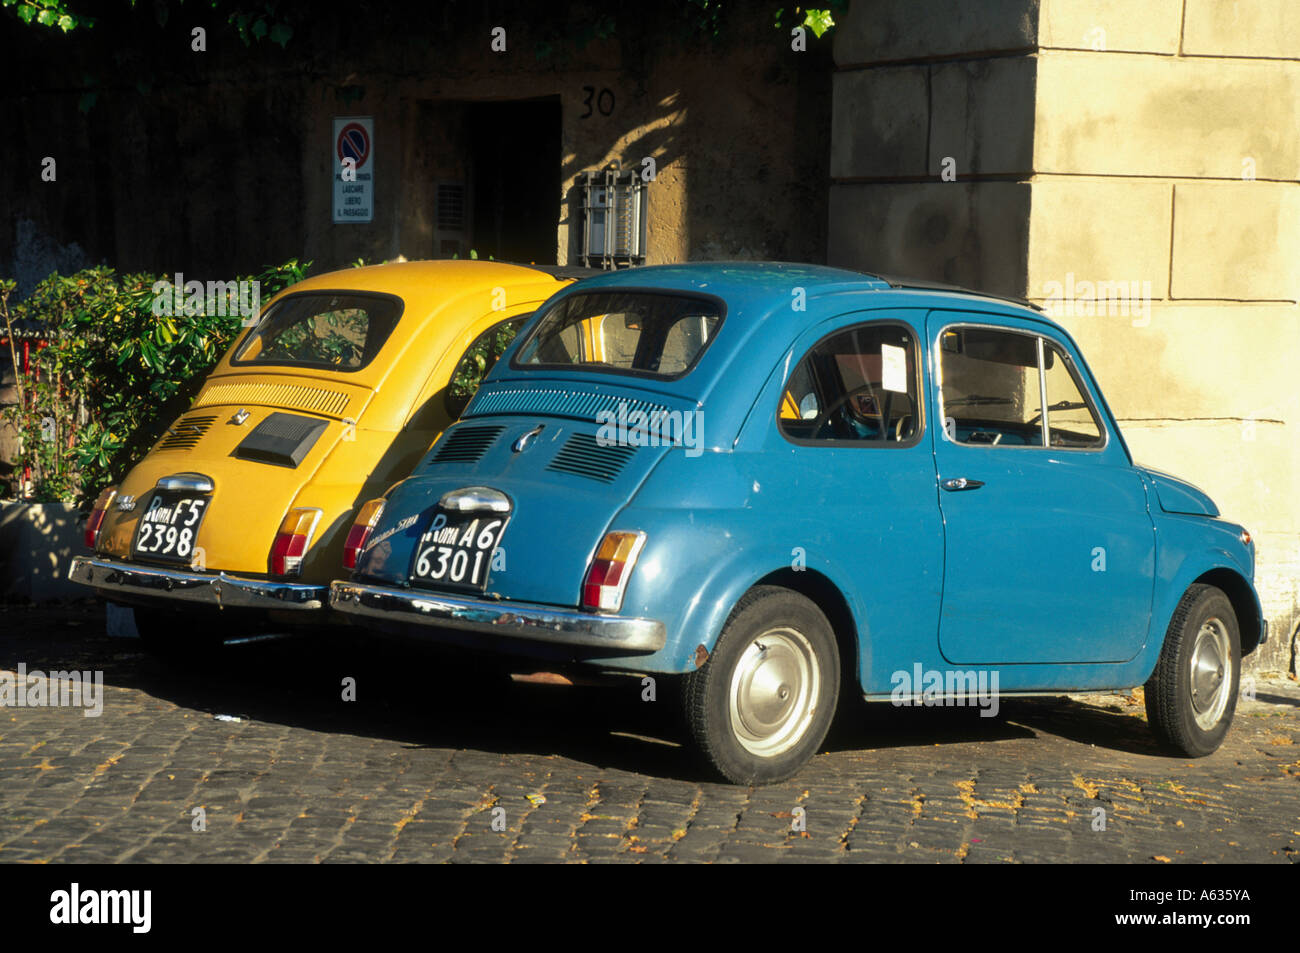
[1,259,311,506]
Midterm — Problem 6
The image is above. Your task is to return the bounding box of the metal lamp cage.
[579,167,648,269]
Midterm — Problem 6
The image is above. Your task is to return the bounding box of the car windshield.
[512,291,722,379]
[233,292,403,371]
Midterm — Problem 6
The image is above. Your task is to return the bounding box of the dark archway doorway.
[464,98,562,264]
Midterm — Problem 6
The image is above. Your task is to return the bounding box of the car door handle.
[941,477,985,491]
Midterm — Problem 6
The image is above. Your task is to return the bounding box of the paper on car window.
[881,343,907,393]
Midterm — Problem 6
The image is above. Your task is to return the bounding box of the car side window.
[938,326,1106,449]
[778,324,920,444]
[445,316,528,418]
[1043,341,1104,448]
[938,327,1044,447]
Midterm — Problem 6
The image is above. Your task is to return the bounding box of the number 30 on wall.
[580,86,615,119]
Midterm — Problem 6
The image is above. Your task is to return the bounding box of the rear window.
[512,291,722,379]
[232,291,403,372]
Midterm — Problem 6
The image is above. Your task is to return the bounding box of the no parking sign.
[333,116,374,223]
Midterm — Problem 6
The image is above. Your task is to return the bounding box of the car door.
[927,311,1155,666]
[760,312,945,691]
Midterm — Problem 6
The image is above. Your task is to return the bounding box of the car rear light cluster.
[85,486,117,549]
[343,499,386,570]
[270,507,322,577]
[581,531,646,612]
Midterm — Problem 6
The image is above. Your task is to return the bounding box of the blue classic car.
[329,263,1267,784]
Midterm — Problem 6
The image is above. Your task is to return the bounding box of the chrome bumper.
[68,555,326,610]
[329,580,666,653]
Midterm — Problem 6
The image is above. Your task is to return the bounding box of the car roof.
[563,260,885,297]
[559,260,1047,324]
[283,259,578,298]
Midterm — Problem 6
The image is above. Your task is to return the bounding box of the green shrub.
[1,259,311,506]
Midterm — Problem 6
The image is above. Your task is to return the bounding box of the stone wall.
[827,1,1038,294]
[3,4,831,282]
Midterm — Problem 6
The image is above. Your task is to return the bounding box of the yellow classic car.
[69,259,584,649]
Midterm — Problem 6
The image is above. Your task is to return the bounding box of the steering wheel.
[810,384,880,439]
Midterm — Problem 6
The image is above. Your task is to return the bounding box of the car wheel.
[1144,583,1240,757]
[682,586,839,785]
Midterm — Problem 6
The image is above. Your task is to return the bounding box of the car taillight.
[85,485,117,549]
[581,531,647,612]
[270,507,322,577]
[342,499,386,570]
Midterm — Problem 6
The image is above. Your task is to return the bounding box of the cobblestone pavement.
[1,604,1297,864]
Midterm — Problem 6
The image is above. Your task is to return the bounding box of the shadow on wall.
[683,60,832,264]
[0,502,86,602]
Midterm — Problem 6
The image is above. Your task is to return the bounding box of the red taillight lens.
[270,507,322,577]
[85,486,117,549]
[581,531,647,612]
[343,499,386,570]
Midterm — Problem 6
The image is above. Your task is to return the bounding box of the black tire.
[1144,584,1240,757]
[682,586,839,785]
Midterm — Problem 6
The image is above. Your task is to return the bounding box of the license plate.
[409,507,509,591]
[132,491,210,564]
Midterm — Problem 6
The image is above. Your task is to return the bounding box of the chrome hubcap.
[1190,617,1232,731]
[728,628,819,757]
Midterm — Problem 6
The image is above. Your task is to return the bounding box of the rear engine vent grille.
[157,414,218,451]
[466,386,671,424]
[194,382,351,417]
[232,412,328,468]
[547,433,636,484]
[430,425,504,465]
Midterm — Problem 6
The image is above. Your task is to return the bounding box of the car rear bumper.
[329,580,666,654]
[68,555,326,610]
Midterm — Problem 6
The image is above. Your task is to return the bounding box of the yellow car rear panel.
[96,260,572,584]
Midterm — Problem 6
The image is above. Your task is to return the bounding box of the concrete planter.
[0,500,88,602]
